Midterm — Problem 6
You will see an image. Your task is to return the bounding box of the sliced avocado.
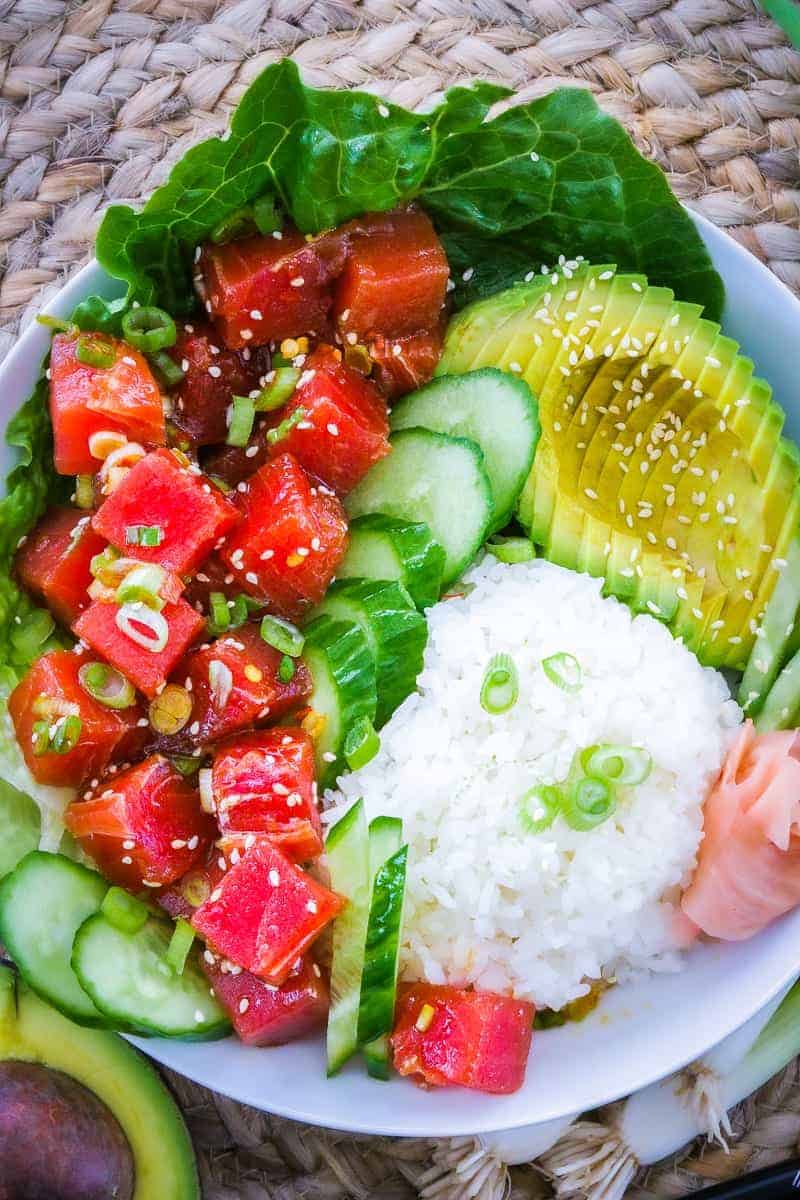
[440,267,800,667]
[0,966,199,1200]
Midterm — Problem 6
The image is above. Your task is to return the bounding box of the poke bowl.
[2,61,800,1140]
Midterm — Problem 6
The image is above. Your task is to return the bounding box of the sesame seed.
[121,855,133,865]
[462,267,474,282]
[238,997,251,1014]
[240,328,253,340]
[249,309,262,321]
[327,423,339,436]
[208,365,221,378]
[290,277,305,288]
[269,869,280,886]
[322,751,336,763]
[307,899,318,914]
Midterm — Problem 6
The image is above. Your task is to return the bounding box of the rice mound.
[327,557,742,1012]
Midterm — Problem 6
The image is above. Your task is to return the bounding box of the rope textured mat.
[2,1,800,1196]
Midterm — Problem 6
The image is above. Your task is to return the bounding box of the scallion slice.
[165,918,196,975]
[480,653,519,715]
[581,743,653,787]
[36,313,77,335]
[75,332,116,369]
[116,602,169,653]
[101,886,149,934]
[519,784,561,834]
[32,714,83,757]
[344,717,380,771]
[278,655,296,683]
[208,592,231,634]
[122,306,177,353]
[125,524,164,548]
[542,651,582,693]
[79,662,136,710]
[267,406,306,445]
[255,367,301,412]
[148,350,185,388]
[227,394,256,447]
[563,777,616,832]
[75,474,95,509]
[486,536,537,564]
[115,564,168,611]
[260,615,305,657]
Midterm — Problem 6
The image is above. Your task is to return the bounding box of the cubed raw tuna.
[211,728,322,861]
[7,649,146,788]
[49,332,165,476]
[220,454,348,621]
[391,984,535,1094]
[65,755,215,891]
[167,321,270,447]
[368,327,444,399]
[73,597,205,700]
[267,345,390,495]
[92,448,239,577]
[201,952,329,1046]
[15,507,106,626]
[192,840,344,984]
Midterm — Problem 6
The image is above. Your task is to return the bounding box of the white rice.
[326,557,742,1011]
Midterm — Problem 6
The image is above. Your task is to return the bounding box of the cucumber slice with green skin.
[755,647,800,732]
[311,580,427,728]
[360,817,404,1078]
[345,428,494,590]
[325,800,371,1076]
[362,1034,391,1080]
[337,515,445,611]
[302,615,377,788]
[71,914,230,1040]
[357,845,408,1052]
[390,368,540,531]
[739,534,800,715]
[0,780,40,881]
[0,851,107,1026]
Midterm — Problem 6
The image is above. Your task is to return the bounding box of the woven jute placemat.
[2,2,800,1196]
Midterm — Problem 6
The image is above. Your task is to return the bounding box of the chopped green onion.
[75,474,95,509]
[165,918,196,975]
[270,352,293,368]
[125,524,164,548]
[260,614,305,657]
[563,777,616,832]
[344,717,380,771]
[254,366,301,412]
[278,655,296,683]
[170,755,203,777]
[36,313,77,335]
[252,195,280,235]
[115,564,168,611]
[208,592,231,633]
[542,651,582,693]
[581,743,653,787]
[79,662,136,710]
[534,1008,568,1030]
[116,602,169,653]
[209,208,256,244]
[267,406,306,445]
[148,350,184,388]
[32,714,83,757]
[480,653,519,715]
[101,887,149,934]
[122,306,177,353]
[227,394,256,447]
[75,332,116,369]
[486,536,537,564]
[519,784,561,834]
[229,594,253,625]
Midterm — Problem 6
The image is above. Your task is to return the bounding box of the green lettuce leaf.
[96,59,723,319]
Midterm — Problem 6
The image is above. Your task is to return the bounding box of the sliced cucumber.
[739,534,800,715]
[0,851,106,1026]
[337,515,445,610]
[302,615,377,788]
[311,580,426,727]
[391,368,539,530]
[360,816,404,1079]
[755,646,800,732]
[0,780,41,881]
[357,845,408,1059]
[325,800,371,1075]
[345,428,493,589]
[362,1035,391,1080]
[71,913,230,1040]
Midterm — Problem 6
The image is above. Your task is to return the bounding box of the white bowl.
[3,213,800,1137]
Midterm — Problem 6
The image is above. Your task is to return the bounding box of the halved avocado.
[438,265,800,668]
[0,967,199,1200]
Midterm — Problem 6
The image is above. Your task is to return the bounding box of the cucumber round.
[325,800,371,1076]
[336,514,445,611]
[390,368,539,530]
[72,913,230,1040]
[0,851,107,1026]
[311,579,426,727]
[302,615,377,787]
[346,428,493,589]
[357,845,408,1049]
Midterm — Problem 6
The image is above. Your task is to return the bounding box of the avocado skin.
[0,967,199,1200]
